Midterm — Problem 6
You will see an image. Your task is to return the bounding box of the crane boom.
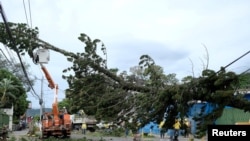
[40,63,61,131]
[40,64,57,89]
[40,63,59,103]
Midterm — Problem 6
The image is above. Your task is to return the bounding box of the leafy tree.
[0,53,35,92]
[0,69,29,121]
[58,98,70,111]
[0,78,17,107]
[238,72,250,90]
[1,22,250,138]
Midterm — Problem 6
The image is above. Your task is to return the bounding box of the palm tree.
[0,78,17,107]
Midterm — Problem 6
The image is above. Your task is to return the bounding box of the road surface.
[9,129,207,141]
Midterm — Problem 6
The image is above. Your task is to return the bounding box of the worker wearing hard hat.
[63,107,68,114]
[172,119,181,141]
[183,118,191,138]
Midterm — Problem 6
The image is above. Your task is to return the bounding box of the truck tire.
[88,127,95,132]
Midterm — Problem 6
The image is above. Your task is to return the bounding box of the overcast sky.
[1,0,250,109]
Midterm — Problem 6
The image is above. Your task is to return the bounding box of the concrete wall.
[2,105,13,131]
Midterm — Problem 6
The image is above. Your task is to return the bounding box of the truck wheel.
[72,124,79,130]
[42,131,51,139]
[88,128,95,132]
[61,130,70,138]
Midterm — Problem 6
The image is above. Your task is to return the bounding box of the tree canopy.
[1,22,250,137]
[0,69,29,121]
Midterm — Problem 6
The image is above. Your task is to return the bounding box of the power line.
[22,0,29,26]
[0,2,39,98]
[22,0,33,28]
[28,0,32,28]
[21,0,43,77]
[217,50,250,74]
[0,48,11,64]
[240,68,250,75]
[21,0,45,101]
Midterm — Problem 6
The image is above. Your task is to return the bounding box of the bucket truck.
[33,49,71,138]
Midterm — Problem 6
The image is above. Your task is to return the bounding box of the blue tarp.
[140,93,250,135]
[139,121,160,134]
[244,93,250,100]
[187,102,216,134]
[187,102,216,117]
[139,122,183,136]
[139,103,216,135]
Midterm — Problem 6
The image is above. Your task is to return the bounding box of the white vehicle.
[70,110,97,132]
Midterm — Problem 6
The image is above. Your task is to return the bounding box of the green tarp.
[0,112,9,131]
[0,112,9,125]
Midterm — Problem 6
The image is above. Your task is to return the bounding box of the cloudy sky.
[1,0,250,108]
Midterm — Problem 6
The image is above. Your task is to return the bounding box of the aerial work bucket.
[33,49,50,64]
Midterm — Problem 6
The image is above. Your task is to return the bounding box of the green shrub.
[100,128,124,137]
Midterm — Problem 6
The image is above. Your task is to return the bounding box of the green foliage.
[0,53,35,93]
[58,98,71,110]
[100,128,124,137]
[238,72,250,89]
[0,69,28,121]
[9,136,16,141]
[0,22,39,57]
[1,22,250,139]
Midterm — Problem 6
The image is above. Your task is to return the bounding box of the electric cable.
[21,0,44,84]
[217,50,250,74]
[28,0,32,28]
[0,3,39,98]
[22,0,29,26]
[0,48,11,64]
[21,0,46,100]
[242,68,250,74]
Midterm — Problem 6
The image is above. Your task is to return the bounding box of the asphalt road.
[9,129,207,141]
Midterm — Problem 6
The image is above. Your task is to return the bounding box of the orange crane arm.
[40,64,59,117]
[41,64,57,89]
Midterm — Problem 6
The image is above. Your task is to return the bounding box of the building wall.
[2,105,13,131]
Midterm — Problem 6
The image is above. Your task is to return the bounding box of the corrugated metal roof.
[216,108,250,124]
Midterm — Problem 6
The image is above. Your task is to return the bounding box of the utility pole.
[39,76,44,122]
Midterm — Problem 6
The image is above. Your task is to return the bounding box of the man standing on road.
[81,122,87,135]
[160,127,166,138]
[173,119,181,141]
